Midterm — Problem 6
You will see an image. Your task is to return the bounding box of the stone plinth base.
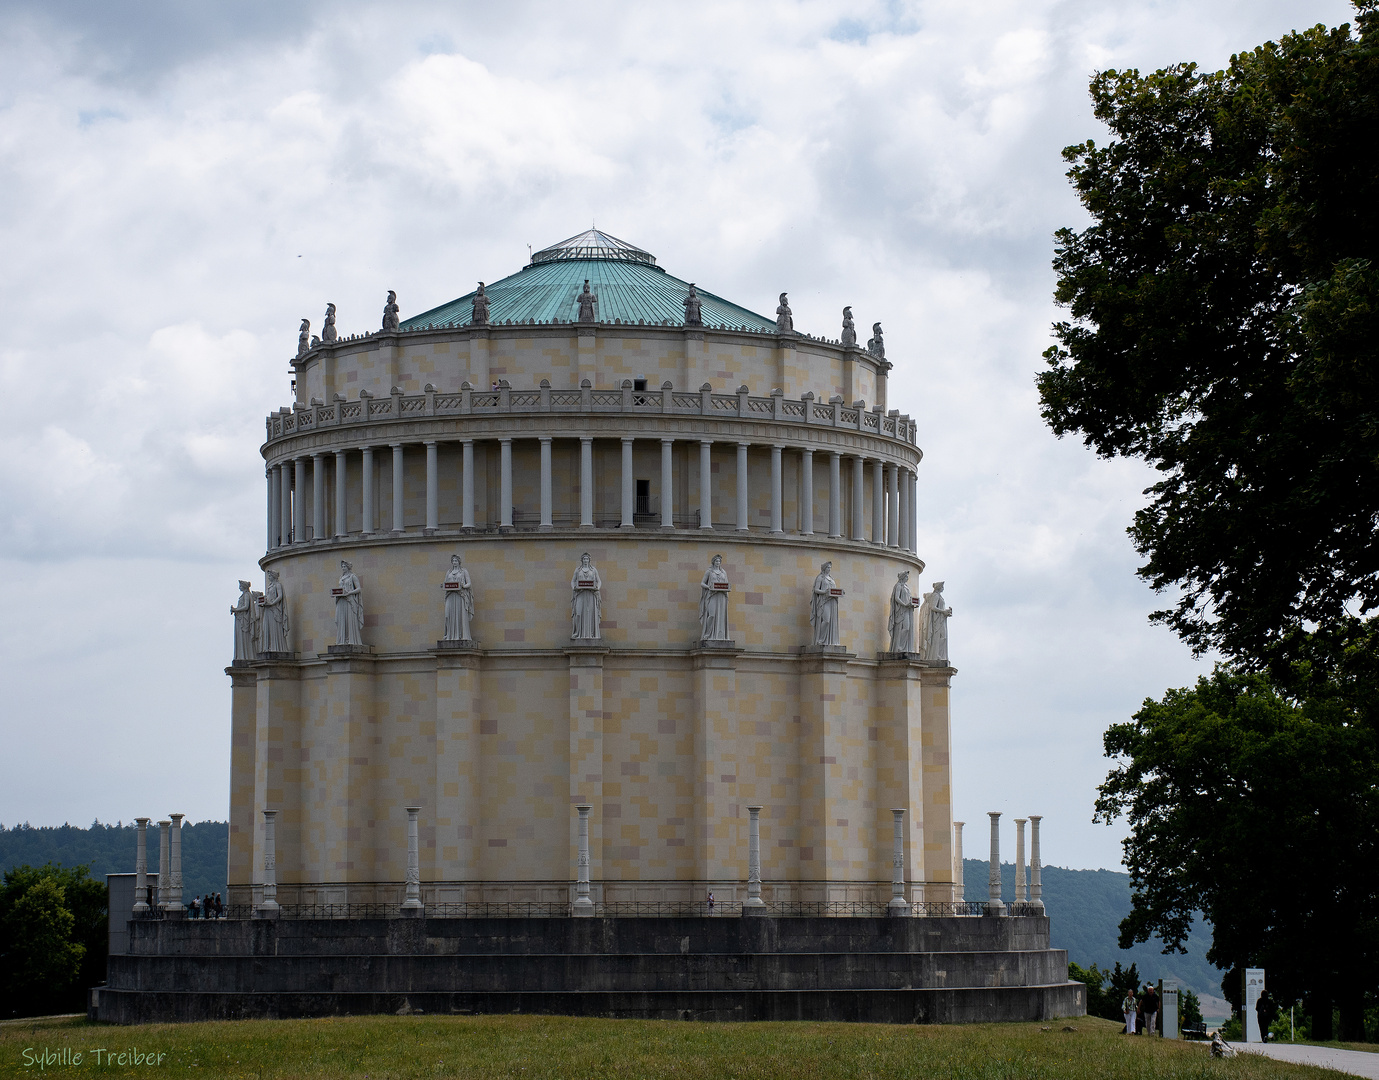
[435,640,478,650]
[798,644,853,656]
[326,644,373,656]
[95,916,1084,1026]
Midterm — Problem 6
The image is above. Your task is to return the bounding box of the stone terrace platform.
[94,915,1084,1025]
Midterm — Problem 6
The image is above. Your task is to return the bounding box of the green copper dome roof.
[401,229,776,331]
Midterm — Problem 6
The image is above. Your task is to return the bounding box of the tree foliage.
[1037,2,1379,665]
[0,864,107,1019]
[1095,668,1379,1039]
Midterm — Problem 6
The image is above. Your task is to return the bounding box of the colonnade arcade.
[266,434,919,553]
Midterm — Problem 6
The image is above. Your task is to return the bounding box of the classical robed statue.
[259,569,290,653]
[918,581,953,664]
[570,553,602,639]
[887,571,915,654]
[698,554,730,642]
[231,580,258,662]
[334,560,364,646]
[443,554,475,642]
[809,561,843,646]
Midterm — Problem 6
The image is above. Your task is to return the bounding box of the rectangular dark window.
[635,479,651,516]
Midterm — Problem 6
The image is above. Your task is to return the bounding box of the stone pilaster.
[312,651,374,890]
[691,643,741,882]
[577,326,597,384]
[434,646,482,880]
[920,665,956,902]
[567,645,608,895]
[467,328,490,389]
[247,659,299,907]
[798,646,856,890]
[876,656,927,898]
[226,667,259,901]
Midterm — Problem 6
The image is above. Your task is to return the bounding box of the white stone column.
[167,813,185,913]
[889,808,910,915]
[425,441,439,534]
[500,438,513,531]
[133,817,150,913]
[621,437,635,528]
[402,806,423,913]
[461,440,475,531]
[827,451,842,538]
[580,438,594,528]
[540,438,553,530]
[660,439,674,529]
[279,464,292,546]
[953,820,965,896]
[573,804,594,915]
[986,811,1006,916]
[312,454,325,541]
[360,447,375,536]
[156,820,170,909]
[1029,814,1045,913]
[872,460,885,544]
[769,445,783,534]
[908,470,919,553]
[899,466,912,552]
[886,463,900,549]
[258,809,279,914]
[391,443,405,533]
[293,458,308,543]
[1015,818,1027,903]
[744,805,766,912]
[800,449,814,535]
[699,440,713,530]
[334,450,347,537]
[266,471,275,550]
[736,442,749,531]
[851,456,865,540]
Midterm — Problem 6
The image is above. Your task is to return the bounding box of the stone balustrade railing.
[266,381,918,448]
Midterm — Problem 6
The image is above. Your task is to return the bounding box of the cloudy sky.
[0,0,1357,870]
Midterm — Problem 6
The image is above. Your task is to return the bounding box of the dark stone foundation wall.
[96,916,1085,1025]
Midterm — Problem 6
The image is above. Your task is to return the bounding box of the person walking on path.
[1142,983,1160,1036]
[1123,988,1138,1034]
[1256,989,1278,1043]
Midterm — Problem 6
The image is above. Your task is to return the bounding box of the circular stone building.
[93,231,1082,1025]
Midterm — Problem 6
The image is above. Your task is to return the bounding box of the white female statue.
[698,554,731,642]
[259,569,290,653]
[809,560,844,646]
[918,581,953,664]
[442,553,474,642]
[334,560,364,646]
[887,570,915,654]
[570,553,602,639]
[231,580,257,662]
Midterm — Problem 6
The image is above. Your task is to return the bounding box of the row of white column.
[131,814,185,915]
[266,439,919,550]
[959,812,1044,917]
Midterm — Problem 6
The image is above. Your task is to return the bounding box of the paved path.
[1235,1042,1379,1077]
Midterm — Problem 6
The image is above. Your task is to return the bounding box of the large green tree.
[1037,2,1378,666]
[0,864,107,1018]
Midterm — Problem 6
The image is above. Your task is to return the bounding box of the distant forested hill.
[0,820,228,903]
[963,859,1222,998]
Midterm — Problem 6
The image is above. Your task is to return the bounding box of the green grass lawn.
[0,1013,1345,1079]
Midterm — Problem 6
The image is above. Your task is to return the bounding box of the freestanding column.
[660,439,674,529]
[851,456,865,540]
[312,454,325,541]
[133,818,150,912]
[986,811,1006,916]
[1015,818,1027,903]
[827,451,842,538]
[402,806,423,913]
[573,804,594,915]
[258,809,279,914]
[167,813,185,913]
[744,805,766,912]
[907,470,918,553]
[293,458,307,543]
[1029,815,1045,912]
[698,440,713,530]
[800,449,814,535]
[360,446,374,535]
[889,808,911,915]
[580,438,594,527]
[769,445,783,534]
[539,438,553,530]
[334,450,347,537]
[886,463,900,548]
[425,441,439,533]
[500,438,513,531]
[736,442,749,531]
[872,460,885,544]
[461,439,475,531]
[156,820,170,909]
[621,438,635,528]
[953,821,965,896]
[391,443,405,532]
[899,466,911,552]
[266,471,275,550]
[279,463,292,545]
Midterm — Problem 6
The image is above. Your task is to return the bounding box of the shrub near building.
[0,864,107,1018]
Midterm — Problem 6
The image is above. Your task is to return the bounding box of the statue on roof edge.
[381,290,400,332]
[297,319,310,358]
[577,280,598,324]
[472,282,490,326]
[867,321,885,360]
[684,283,703,327]
[776,293,793,334]
[841,306,857,347]
[322,303,338,343]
